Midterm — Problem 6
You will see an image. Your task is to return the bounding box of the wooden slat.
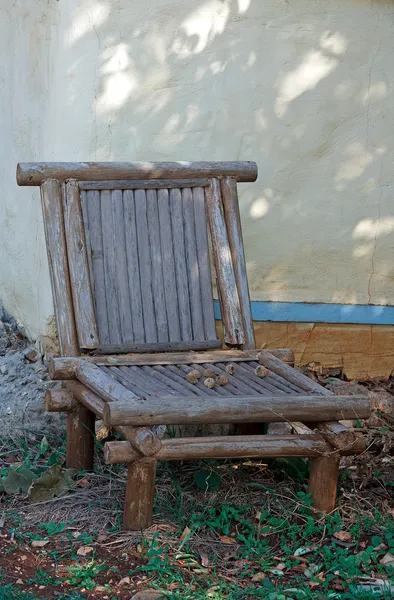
[103,394,371,427]
[123,190,145,343]
[119,365,179,397]
[86,190,110,344]
[105,435,332,463]
[63,181,99,349]
[193,187,217,340]
[92,339,222,354]
[79,178,210,190]
[17,161,258,185]
[101,366,149,398]
[112,190,133,343]
[39,180,79,355]
[101,190,122,343]
[182,187,205,339]
[76,360,139,403]
[147,189,169,342]
[157,189,181,342]
[221,177,255,349]
[205,178,244,345]
[80,191,94,287]
[135,189,157,342]
[170,188,192,340]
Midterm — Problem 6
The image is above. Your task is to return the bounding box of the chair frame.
[17,161,370,529]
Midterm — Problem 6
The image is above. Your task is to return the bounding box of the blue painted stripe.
[213,301,394,325]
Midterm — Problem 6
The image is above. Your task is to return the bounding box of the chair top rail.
[17,161,258,186]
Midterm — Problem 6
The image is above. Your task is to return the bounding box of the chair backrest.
[17,162,257,357]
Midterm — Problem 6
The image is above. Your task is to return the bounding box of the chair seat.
[101,360,306,399]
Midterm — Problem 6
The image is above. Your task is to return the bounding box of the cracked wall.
[1,0,394,352]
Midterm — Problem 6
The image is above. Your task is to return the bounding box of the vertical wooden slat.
[134,189,157,342]
[146,189,169,342]
[205,178,245,345]
[101,190,122,343]
[221,177,255,349]
[80,190,94,287]
[86,190,110,345]
[182,187,204,340]
[112,190,133,343]
[170,188,192,341]
[63,181,99,349]
[192,186,217,341]
[157,189,181,342]
[123,190,144,343]
[39,179,78,355]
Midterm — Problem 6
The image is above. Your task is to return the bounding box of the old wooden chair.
[17,161,370,529]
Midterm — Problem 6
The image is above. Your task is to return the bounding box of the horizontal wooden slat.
[103,394,370,426]
[104,434,332,463]
[17,162,258,185]
[79,179,210,190]
[92,340,222,354]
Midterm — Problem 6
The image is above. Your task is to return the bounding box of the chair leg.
[123,458,156,530]
[308,455,340,514]
[66,403,95,471]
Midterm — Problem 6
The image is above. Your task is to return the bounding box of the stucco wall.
[1,0,394,341]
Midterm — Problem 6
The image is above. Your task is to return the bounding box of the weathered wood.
[64,381,106,418]
[182,187,205,339]
[79,178,210,190]
[308,456,340,514]
[317,422,366,455]
[85,190,110,344]
[246,348,295,366]
[66,403,95,471]
[205,179,244,345]
[135,189,157,342]
[120,426,162,457]
[63,180,99,349]
[157,189,181,342]
[17,161,258,186]
[75,360,139,403]
[92,340,222,355]
[112,189,134,343]
[170,188,192,340]
[44,389,76,412]
[101,190,122,343]
[193,186,217,340]
[147,189,169,342]
[39,180,79,355]
[104,434,331,463]
[123,190,145,342]
[123,458,156,530]
[257,351,332,394]
[80,191,94,292]
[103,394,370,427]
[221,177,255,350]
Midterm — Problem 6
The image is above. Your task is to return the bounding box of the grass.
[0,414,393,599]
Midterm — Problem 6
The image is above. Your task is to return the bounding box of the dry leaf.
[219,535,236,544]
[96,533,108,542]
[31,539,49,548]
[200,552,209,567]
[334,530,352,542]
[180,526,191,542]
[380,552,394,567]
[119,576,131,586]
[77,545,94,556]
[251,572,266,582]
[77,478,90,488]
[16,579,23,585]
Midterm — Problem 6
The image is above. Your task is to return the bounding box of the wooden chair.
[17,161,370,529]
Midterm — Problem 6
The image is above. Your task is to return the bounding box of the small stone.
[216,374,228,386]
[24,349,37,363]
[130,592,165,600]
[204,377,215,389]
[225,364,235,375]
[186,369,201,384]
[204,368,216,378]
[31,539,49,548]
[77,545,94,556]
[95,586,107,592]
[16,579,23,585]
[255,365,270,378]
[0,365,8,375]
[119,576,130,586]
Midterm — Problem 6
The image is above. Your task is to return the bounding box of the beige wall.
[1,0,394,341]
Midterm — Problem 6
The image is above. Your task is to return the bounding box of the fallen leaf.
[200,552,209,567]
[77,478,90,488]
[28,465,77,503]
[96,533,108,542]
[334,531,352,542]
[119,576,131,586]
[16,579,23,585]
[380,552,394,567]
[77,545,94,556]
[219,535,236,544]
[1,468,38,495]
[268,569,284,577]
[31,539,49,548]
[180,526,191,542]
[294,546,312,556]
[251,572,266,582]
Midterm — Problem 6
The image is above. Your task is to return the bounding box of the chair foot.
[308,455,340,514]
[123,458,156,530]
[66,403,95,471]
